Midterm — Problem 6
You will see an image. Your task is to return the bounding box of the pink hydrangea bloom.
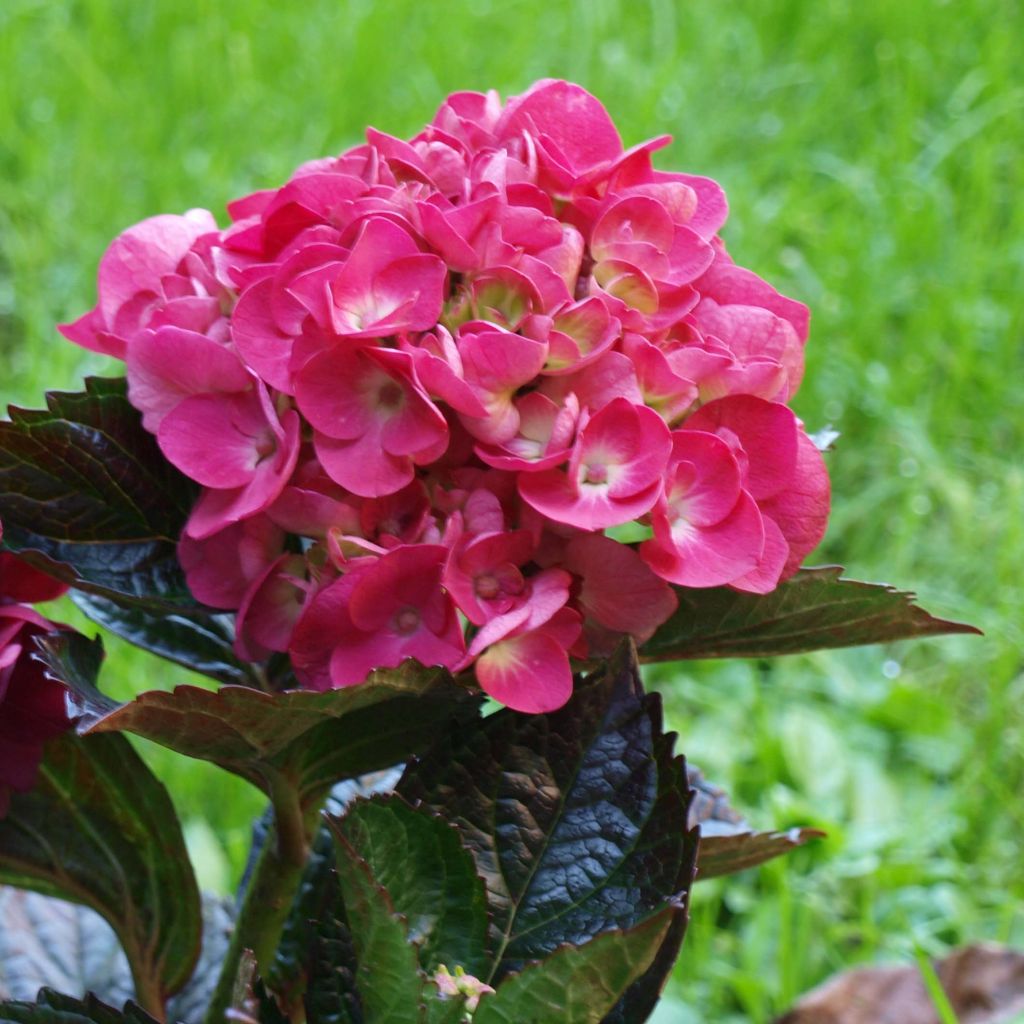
[61,80,831,713]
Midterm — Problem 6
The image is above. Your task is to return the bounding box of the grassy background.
[2,0,1022,1019]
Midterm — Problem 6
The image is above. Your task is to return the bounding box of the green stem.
[203,775,317,1024]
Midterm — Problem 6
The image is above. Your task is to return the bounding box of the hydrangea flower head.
[62,80,830,713]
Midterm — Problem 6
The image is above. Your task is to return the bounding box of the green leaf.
[641,566,981,662]
[696,827,825,880]
[397,642,698,985]
[302,889,364,1024]
[71,591,282,689]
[0,733,202,1007]
[0,378,199,610]
[684,763,826,880]
[330,796,490,977]
[38,631,479,809]
[0,990,159,1024]
[420,992,469,1024]
[474,907,680,1024]
[331,834,423,1024]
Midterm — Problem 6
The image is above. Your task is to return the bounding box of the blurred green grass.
[1,0,1021,1018]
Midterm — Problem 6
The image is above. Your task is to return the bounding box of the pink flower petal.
[474,628,575,713]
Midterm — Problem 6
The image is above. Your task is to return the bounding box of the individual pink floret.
[295,344,448,498]
[290,546,464,689]
[464,569,582,713]
[60,209,219,358]
[518,397,671,530]
[288,217,447,339]
[126,325,251,433]
[443,528,536,625]
[159,384,301,539]
[640,430,766,588]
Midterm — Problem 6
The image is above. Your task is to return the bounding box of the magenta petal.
[665,430,743,527]
[348,546,447,632]
[475,630,574,713]
[685,395,799,501]
[564,533,677,642]
[497,80,622,174]
[314,428,414,498]
[158,393,266,488]
[231,278,298,394]
[127,326,250,432]
[642,489,765,588]
[96,211,215,324]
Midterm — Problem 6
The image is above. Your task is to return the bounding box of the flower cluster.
[0,535,72,817]
[61,80,829,712]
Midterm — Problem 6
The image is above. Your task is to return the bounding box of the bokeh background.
[2,1,1021,1019]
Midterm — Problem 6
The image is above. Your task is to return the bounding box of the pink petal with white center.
[330,252,447,336]
[642,488,765,588]
[684,395,799,501]
[127,326,251,432]
[520,471,664,531]
[572,399,671,500]
[474,628,575,713]
[564,533,677,642]
[295,344,446,457]
[663,430,744,528]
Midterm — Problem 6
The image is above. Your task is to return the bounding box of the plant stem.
[203,775,317,1024]
[129,968,167,1022]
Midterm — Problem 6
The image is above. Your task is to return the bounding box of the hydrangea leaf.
[396,642,698,986]
[327,796,491,977]
[420,993,469,1024]
[36,631,478,809]
[0,733,202,1007]
[331,836,423,1024]
[0,378,198,611]
[0,990,159,1024]
[301,895,364,1024]
[641,566,980,661]
[0,889,234,1024]
[697,827,826,880]
[71,591,287,689]
[685,763,826,880]
[473,906,680,1024]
